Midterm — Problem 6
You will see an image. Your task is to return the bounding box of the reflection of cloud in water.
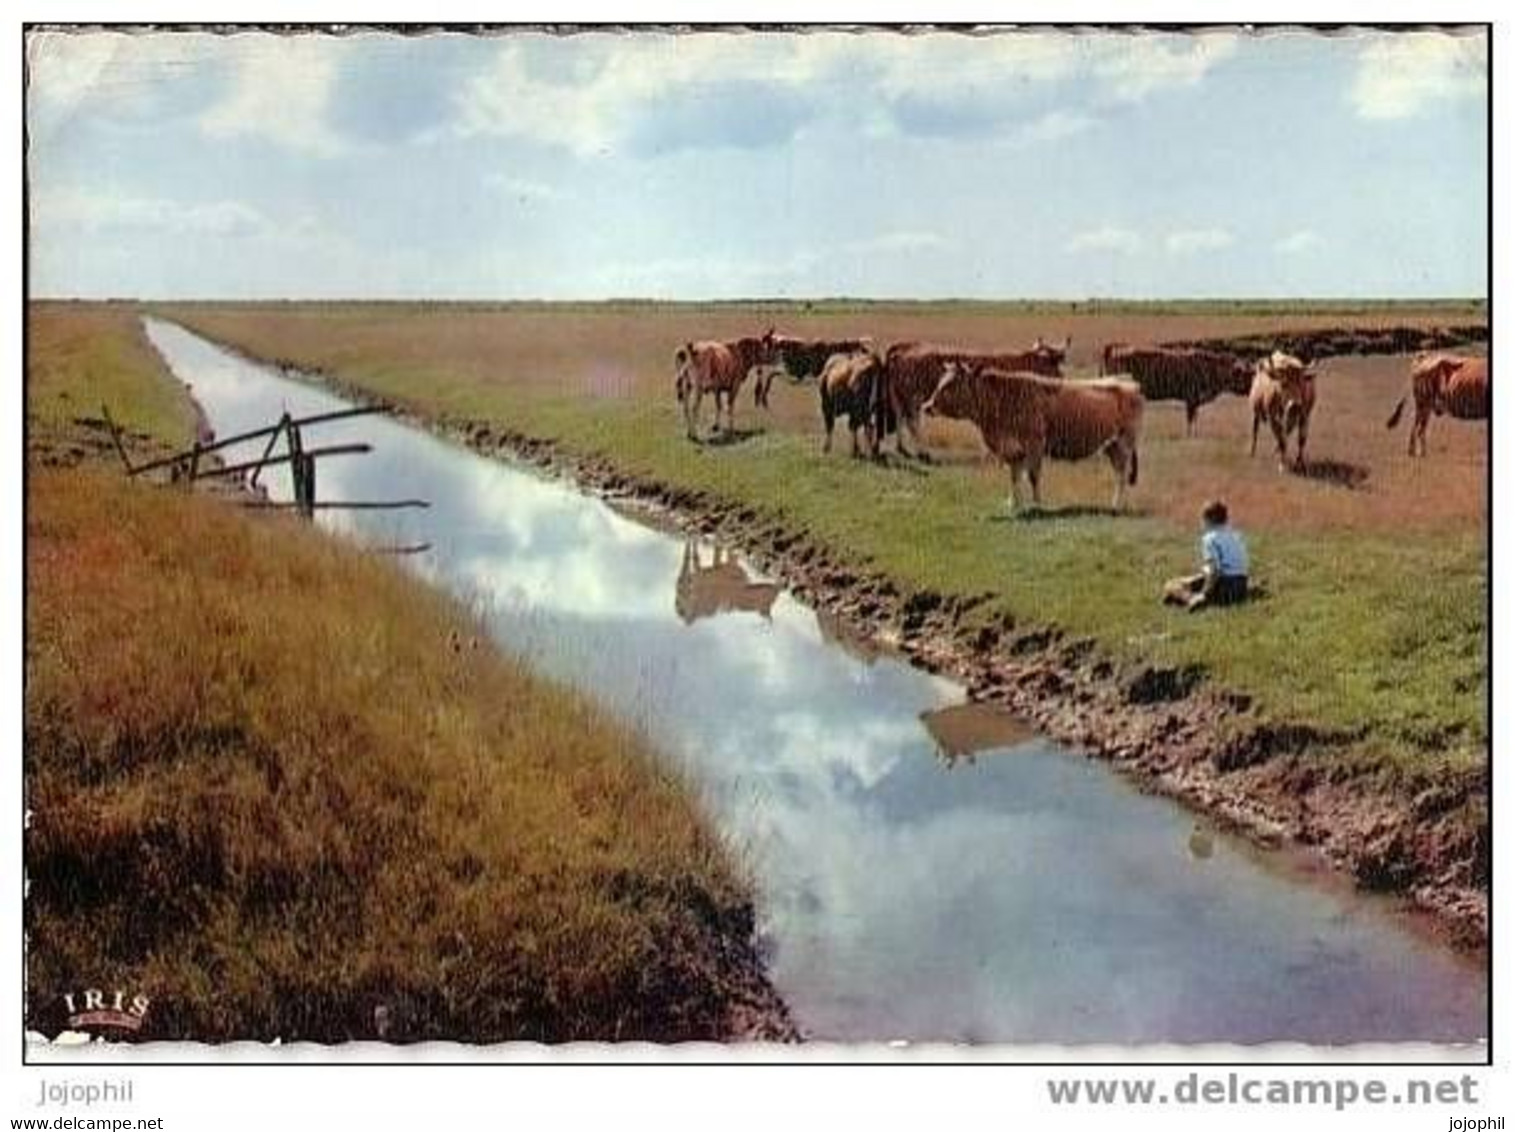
[157,317,1488,1047]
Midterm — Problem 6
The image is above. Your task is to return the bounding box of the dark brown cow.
[880,338,1070,460]
[1099,342,1129,376]
[1102,345,1252,435]
[756,332,875,405]
[1386,353,1489,456]
[920,361,1143,510]
[675,541,780,624]
[674,336,773,439]
[1249,351,1318,470]
[818,350,890,459]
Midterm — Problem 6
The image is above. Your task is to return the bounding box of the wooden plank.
[241,499,431,511]
[189,443,372,481]
[100,405,136,474]
[129,405,390,476]
[248,413,288,491]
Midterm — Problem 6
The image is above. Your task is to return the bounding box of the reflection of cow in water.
[919,702,1038,767]
[674,541,782,625]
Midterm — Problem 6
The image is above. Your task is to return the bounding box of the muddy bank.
[209,346,1487,953]
[1159,323,1488,362]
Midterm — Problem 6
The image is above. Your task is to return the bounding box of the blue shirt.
[1201,526,1249,577]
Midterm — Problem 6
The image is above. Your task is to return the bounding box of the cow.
[1386,353,1488,456]
[756,332,876,406]
[880,338,1070,461]
[1249,351,1318,470]
[675,541,781,624]
[818,350,891,458]
[1099,342,1129,376]
[1102,344,1252,436]
[674,335,774,439]
[919,361,1144,511]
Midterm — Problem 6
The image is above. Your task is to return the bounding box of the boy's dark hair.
[1202,500,1229,526]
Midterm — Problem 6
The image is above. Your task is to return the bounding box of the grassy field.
[155,300,1488,789]
[25,305,778,1042]
[27,303,200,468]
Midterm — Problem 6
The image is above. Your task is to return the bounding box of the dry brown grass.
[25,306,774,1042]
[27,469,765,1042]
[27,302,198,467]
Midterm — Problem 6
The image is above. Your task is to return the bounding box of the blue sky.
[25,27,1488,300]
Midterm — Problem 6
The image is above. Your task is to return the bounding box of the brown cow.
[1249,351,1318,470]
[675,541,781,624]
[1102,345,1252,436]
[1099,342,1129,376]
[756,332,875,405]
[920,361,1144,511]
[880,338,1070,460]
[818,350,890,458]
[1386,353,1488,456]
[674,335,773,439]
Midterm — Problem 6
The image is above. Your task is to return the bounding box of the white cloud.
[846,230,950,254]
[1067,226,1143,254]
[459,30,1236,157]
[1276,229,1323,255]
[31,189,278,238]
[1013,110,1096,146]
[27,31,195,115]
[589,228,949,297]
[459,33,803,156]
[1351,32,1486,120]
[1165,228,1234,255]
[199,35,350,156]
[1088,32,1240,102]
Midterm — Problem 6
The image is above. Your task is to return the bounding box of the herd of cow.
[672,329,1489,510]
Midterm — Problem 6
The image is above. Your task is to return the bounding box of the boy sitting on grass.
[1162,500,1250,612]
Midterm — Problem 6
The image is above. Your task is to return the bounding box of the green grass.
[154,301,1487,791]
[25,307,775,1042]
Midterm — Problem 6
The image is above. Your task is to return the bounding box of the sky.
[24,26,1489,301]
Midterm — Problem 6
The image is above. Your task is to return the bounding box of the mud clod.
[1125,664,1205,705]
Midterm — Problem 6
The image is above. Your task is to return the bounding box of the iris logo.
[61,988,151,1034]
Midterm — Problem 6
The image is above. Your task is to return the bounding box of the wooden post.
[300,452,317,519]
[287,423,306,516]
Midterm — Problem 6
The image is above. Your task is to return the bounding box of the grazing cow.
[880,338,1070,460]
[818,351,891,458]
[1386,353,1488,456]
[1102,345,1252,435]
[675,541,781,625]
[757,332,875,405]
[920,361,1144,511]
[1249,351,1318,470]
[1099,342,1129,376]
[674,336,773,439]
